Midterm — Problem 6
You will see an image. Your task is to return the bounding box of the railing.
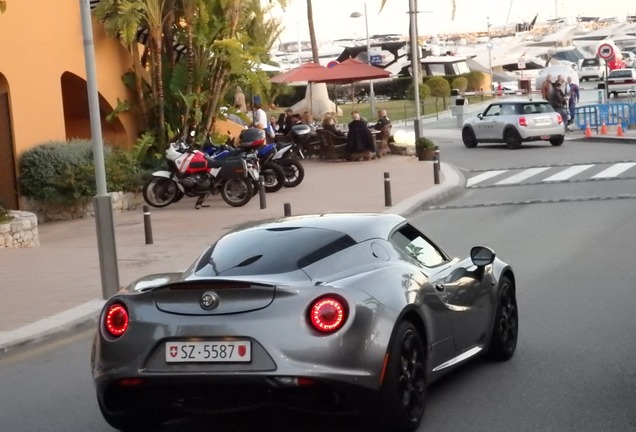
[575,103,635,130]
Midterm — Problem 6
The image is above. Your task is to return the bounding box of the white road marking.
[543,165,595,182]
[591,163,636,179]
[466,170,509,187]
[495,167,550,185]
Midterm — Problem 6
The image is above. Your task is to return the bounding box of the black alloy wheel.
[277,158,305,188]
[487,276,518,361]
[378,321,426,432]
[504,129,522,149]
[261,162,286,193]
[462,127,478,148]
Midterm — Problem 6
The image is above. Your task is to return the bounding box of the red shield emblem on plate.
[169,346,178,358]
[238,345,247,357]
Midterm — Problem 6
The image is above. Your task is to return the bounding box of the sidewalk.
[0,142,465,357]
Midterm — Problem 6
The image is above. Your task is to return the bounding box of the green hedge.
[19,139,144,205]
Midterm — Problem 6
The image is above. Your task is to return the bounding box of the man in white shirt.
[253,102,267,130]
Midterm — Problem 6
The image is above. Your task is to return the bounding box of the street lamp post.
[487,17,493,91]
[408,0,420,139]
[350,3,376,116]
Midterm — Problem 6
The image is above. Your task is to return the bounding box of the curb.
[0,164,465,360]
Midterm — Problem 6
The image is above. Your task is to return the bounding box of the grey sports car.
[91,213,518,431]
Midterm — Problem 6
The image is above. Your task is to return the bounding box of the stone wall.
[0,211,39,248]
[19,192,143,224]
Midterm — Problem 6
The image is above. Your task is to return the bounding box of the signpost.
[597,43,614,101]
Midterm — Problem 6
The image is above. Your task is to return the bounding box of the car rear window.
[609,70,633,78]
[581,59,600,67]
[193,227,357,276]
[521,103,554,114]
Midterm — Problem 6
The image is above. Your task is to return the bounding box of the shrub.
[19,139,144,205]
[407,82,431,101]
[451,77,468,92]
[0,205,12,224]
[465,71,486,91]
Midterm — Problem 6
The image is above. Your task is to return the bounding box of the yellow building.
[0,0,139,209]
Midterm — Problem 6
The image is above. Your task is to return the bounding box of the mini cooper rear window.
[582,59,601,67]
[194,227,356,276]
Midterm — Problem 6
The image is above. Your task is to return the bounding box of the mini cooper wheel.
[142,177,179,208]
[462,127,478,148]
[550,136,564,146]
[379,321,426,432]
[487,276,518,361]
[504,129,522,149]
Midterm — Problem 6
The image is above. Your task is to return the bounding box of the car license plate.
[165,341,251,363]
[534,118,551,126]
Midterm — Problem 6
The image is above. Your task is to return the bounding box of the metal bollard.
[143,205,153,245]
[284,203,292,216]
[258,176,266,209]
[384,172,392,207]
[433,150,440,185]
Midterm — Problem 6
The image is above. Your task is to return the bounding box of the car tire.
[462,127,478,148]
[98,402,162,432]
[487,276,518,361]
[378,321,426,432]
[550,136,564,146]
[504,129,522,149]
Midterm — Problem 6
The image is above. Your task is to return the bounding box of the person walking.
[541,74,553,100]
[548,81,568,131]
[566,76,580,126]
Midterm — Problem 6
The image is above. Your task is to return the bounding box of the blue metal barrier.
[576,103,635,130]
[575,105,600,132]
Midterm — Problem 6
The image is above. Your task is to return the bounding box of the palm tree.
[306,0,319,63]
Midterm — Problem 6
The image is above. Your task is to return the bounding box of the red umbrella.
[316,58,391,83]
[269,62,331,84]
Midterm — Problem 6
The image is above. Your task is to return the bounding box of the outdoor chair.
[316,129,351,161]
[375,124,392,156]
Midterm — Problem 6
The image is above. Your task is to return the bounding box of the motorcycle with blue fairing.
[204,128,304,190]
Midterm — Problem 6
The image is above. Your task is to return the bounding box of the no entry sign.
[597,43,614,60]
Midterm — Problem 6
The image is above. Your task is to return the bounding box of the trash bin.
[518,79,531,95]
[455,98,466,106]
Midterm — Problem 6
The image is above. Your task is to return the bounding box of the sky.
[270,0,635,44]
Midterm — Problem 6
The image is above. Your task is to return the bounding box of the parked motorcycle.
[272,141,305,188]
[142,138,259,209]
[203,129,287,193]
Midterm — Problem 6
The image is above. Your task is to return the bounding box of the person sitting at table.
[347,111,377,159]
[301,112,317,132]
[371,109,391,131]
[322,114,346,136]
[279,108,294,134]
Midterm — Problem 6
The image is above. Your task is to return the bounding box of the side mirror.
[477,113,483,119]
[470,246,495,267]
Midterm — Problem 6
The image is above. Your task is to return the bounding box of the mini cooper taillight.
[518,116,527,127]
[309,296,348,333]
[104,303,129,337]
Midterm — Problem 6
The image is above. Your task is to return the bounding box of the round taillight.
[309,296,347,333]
[104,303,129,337]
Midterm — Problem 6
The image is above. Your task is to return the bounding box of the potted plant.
[415,137,437,161]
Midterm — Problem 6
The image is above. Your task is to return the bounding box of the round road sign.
[597,43,614,60]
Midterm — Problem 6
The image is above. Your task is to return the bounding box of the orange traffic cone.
[617,123,624,137]
[585,123,592,138]
[600,121,608,135]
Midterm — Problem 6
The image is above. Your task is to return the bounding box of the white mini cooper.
[462,100,566,149]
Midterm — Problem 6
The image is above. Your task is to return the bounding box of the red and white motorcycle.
[142,139,260,209]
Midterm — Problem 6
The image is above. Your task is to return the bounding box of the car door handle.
[435,283,445,292]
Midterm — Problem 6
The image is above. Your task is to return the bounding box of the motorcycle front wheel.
[261,162,286,193]
[277,158,305,188]
[221,178,254,207]
[142,176,179,208]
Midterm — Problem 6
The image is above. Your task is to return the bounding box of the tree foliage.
[427,76,451,99]
[93,0,284,151]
